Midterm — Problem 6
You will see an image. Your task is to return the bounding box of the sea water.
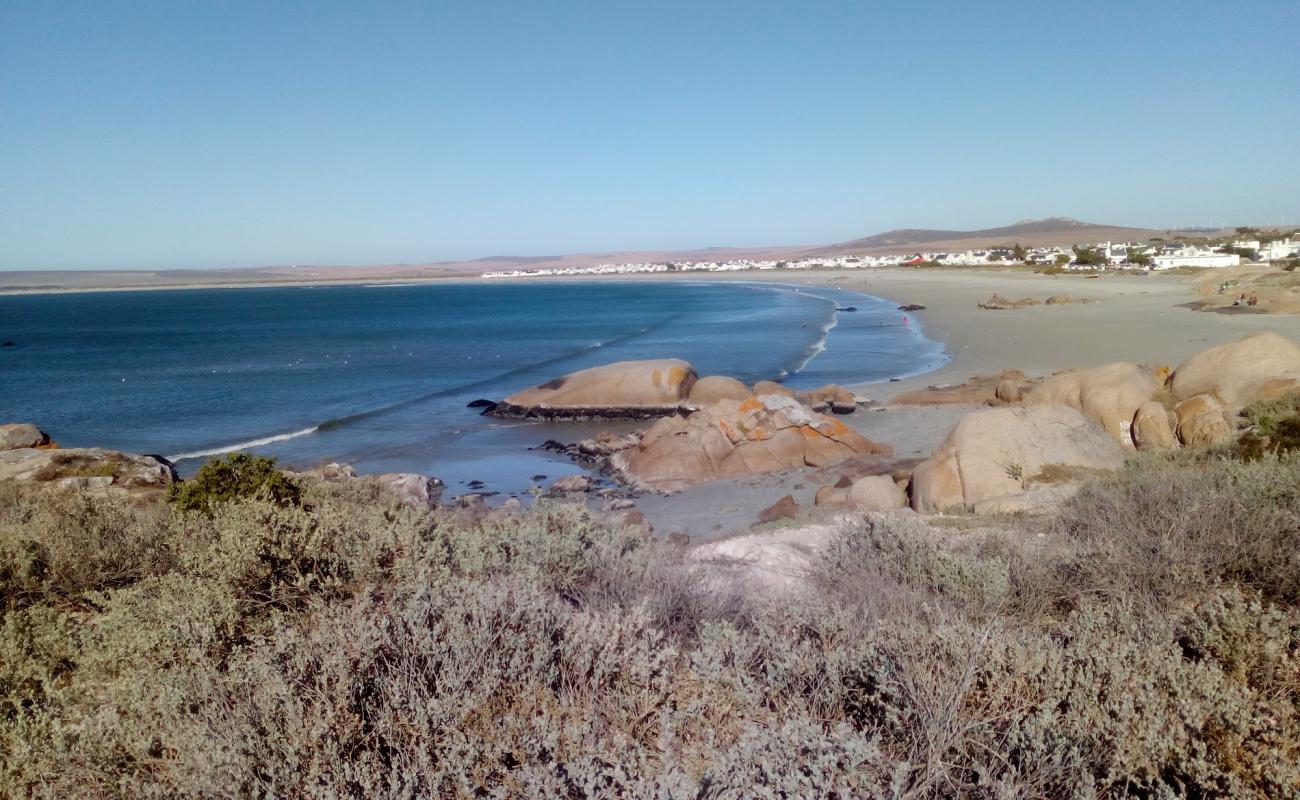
[0,280,945,495]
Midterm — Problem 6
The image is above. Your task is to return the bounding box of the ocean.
[0,280,945,496]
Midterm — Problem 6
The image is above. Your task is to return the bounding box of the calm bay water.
[0,280,945,495]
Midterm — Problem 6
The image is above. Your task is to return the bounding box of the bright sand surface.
[584,267,1300,541]
[585,267,1300,399]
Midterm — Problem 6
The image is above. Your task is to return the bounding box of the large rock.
[847,475,907,512]
[1132,400,1179,451]
[495,359,698,419]
[688,375,752,406]
[374,472,443,510]
[1024,362,1158,447]
[0,447,176,491]
[910,405,1126,514]
[1174,394,1233,448]
[752,380,795,399]
[0,424,51,451]
[1170,332,1300,411]
[611,393,892,492]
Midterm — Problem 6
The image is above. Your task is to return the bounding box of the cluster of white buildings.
[481,253,911,279]
[481,237,1300,279]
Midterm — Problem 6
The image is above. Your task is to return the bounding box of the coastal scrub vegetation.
[3,447,1300,797]
[167,452,301,514]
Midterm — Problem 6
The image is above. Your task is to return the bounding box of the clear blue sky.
[3,1,1298,270]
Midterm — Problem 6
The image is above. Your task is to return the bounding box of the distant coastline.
[11,216,1277,296]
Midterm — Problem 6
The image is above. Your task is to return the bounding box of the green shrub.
[1241,392,1300,437]
[168,453,301,514]
[1236,394,1300,459]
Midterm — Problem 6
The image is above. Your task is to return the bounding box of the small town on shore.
[483,230,1300,279]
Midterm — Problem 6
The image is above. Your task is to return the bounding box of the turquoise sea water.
[0,280,945,495]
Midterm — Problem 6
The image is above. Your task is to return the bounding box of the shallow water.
[0,280,945,495]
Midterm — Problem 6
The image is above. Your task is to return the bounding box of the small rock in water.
[548,474,593,494]
[466,479,486,490]
[466,398,498,413]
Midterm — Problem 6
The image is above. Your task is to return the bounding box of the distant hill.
[3,217,1178,292]
[804,217,1163,256]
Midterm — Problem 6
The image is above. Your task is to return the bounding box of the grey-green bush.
[2,451,1299,798]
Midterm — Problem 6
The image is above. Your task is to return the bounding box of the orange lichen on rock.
[611,393,892,492]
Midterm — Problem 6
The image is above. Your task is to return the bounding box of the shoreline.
[564,268,1300,401]
[12,265,1300,433]
[9,268,1300,540]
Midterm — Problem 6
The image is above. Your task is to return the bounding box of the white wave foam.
[790,310,839,375]
[168,426,319,461]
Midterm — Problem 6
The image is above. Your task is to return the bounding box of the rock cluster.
[796,384,858,415]
[0,446,177,493]
[1169,332,1300,411]
[1024,362,1159,448]
[298,462,444,510]
[978,293,1086,310]
[892,369,1037,406]
[610,393,891,493]
[979,294,1041,310]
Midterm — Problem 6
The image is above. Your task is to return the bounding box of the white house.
[1259,238,1299,261]
[1101,241,1129,266]
[1150,246,1241,270]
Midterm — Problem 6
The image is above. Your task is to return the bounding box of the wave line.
[167,426,319,461]
[789,304,840,375]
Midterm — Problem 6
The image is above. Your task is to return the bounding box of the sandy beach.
[583,267,1300,399]
[587,267,1300,540]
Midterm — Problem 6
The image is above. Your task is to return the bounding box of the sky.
[2,1,1298,270]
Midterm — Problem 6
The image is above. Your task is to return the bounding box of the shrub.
[1043,452,1300,608]
[1236,394,1300,459]
[3,459,1300,797]
[168,453,301,514]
